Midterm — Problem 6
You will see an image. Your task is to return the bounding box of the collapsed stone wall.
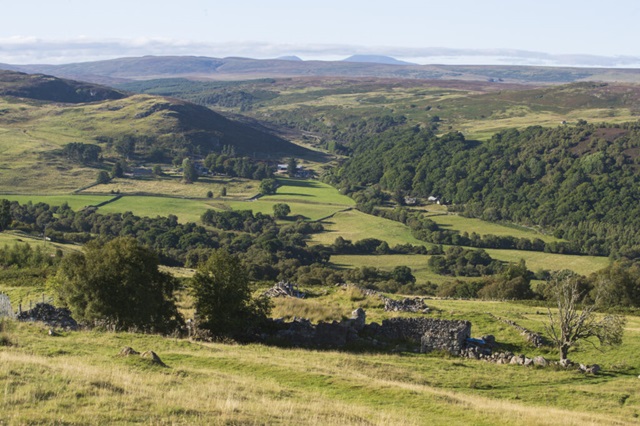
[265,309,470,354]
[262,282,306,298]
[16,303,78,330]
[360,317,471,354]
[488,313,546,347]
[335,284,429,313]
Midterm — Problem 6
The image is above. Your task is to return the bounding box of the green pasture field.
[310,210,427,246]
[96,196,214,223]
[0,194,112,211]
[264,177,355,206]
[424,213,561,243]
[484,249,610,276]
[329,254,465,285]
[329,249,608,279]
[1,294,639,424]
[0,231,80,252]
[224,200,347,221]
[86,176,259,199]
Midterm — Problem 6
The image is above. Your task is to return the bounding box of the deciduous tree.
[546,274,625,360]
[259,178,277,195]
[182,158,198,183]
[190,249,271,337]
[272,203,291,219]
[50,237,183,332]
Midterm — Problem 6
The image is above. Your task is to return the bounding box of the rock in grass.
[141,350,167,367]
[119,346,139,356]
[587,364,601,375]
[533,356,548,367]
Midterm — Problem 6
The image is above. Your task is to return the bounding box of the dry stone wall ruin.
[266,309,471,354]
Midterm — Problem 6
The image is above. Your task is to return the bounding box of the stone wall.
[361,317,470,354]
[265,309,470,354]
[16,303,78,330]
[0,294,13,318]
[488,314,546,347]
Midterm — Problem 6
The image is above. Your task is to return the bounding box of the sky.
[1,0,639,66]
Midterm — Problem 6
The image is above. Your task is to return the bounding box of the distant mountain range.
[2,55,640,85]
[342,55,416,66]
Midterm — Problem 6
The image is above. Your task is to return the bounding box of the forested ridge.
[329,122,640,258]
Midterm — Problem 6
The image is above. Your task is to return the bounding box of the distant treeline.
[4,201,330,282]
[373,207,580,254]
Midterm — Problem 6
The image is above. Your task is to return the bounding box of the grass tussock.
[0,318,15,347]
[271,297,346,323]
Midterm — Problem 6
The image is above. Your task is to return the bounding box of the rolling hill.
[0,70,126,103]
[7,55,640,84]
[0,70,312,193]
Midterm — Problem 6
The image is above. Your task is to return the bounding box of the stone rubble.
[579,363,601,374]
[16,303,78,330]
[337,284,430,313]
[119,346,167,367]
[262,281,306,298]
[383,297,430,313]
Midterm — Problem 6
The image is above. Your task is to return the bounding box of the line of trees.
[328,122,640,259]
[50,237,271,338]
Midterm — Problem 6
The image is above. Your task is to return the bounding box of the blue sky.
[1,0,639,65]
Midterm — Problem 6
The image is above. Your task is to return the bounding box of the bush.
[96,171,111,184]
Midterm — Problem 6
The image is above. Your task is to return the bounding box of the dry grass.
[1,319,639,425]
[87,176,259,199]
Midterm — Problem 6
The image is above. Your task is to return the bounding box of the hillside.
[330,122,640,259]
[0,70,126,103]
[0,71,311,193]
[8,55,640,84]
[342,55,416,65]
[115,77,640,143]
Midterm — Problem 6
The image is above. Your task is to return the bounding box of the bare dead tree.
[546,275,625,360]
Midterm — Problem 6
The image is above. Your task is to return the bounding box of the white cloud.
[1,37,639,68]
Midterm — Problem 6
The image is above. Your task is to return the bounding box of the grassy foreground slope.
[1,296,639,425]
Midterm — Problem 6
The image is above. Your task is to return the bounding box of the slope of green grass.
[330,249,608,280]
[329,254,462,285]
[1,296,639,425]
[86,176,259,199]
[225,200,345,221]
[311,209,427,246]
[264,177,355,206]
[484,249,610,276]
[97,196,214,223]
[425,213,560,243]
